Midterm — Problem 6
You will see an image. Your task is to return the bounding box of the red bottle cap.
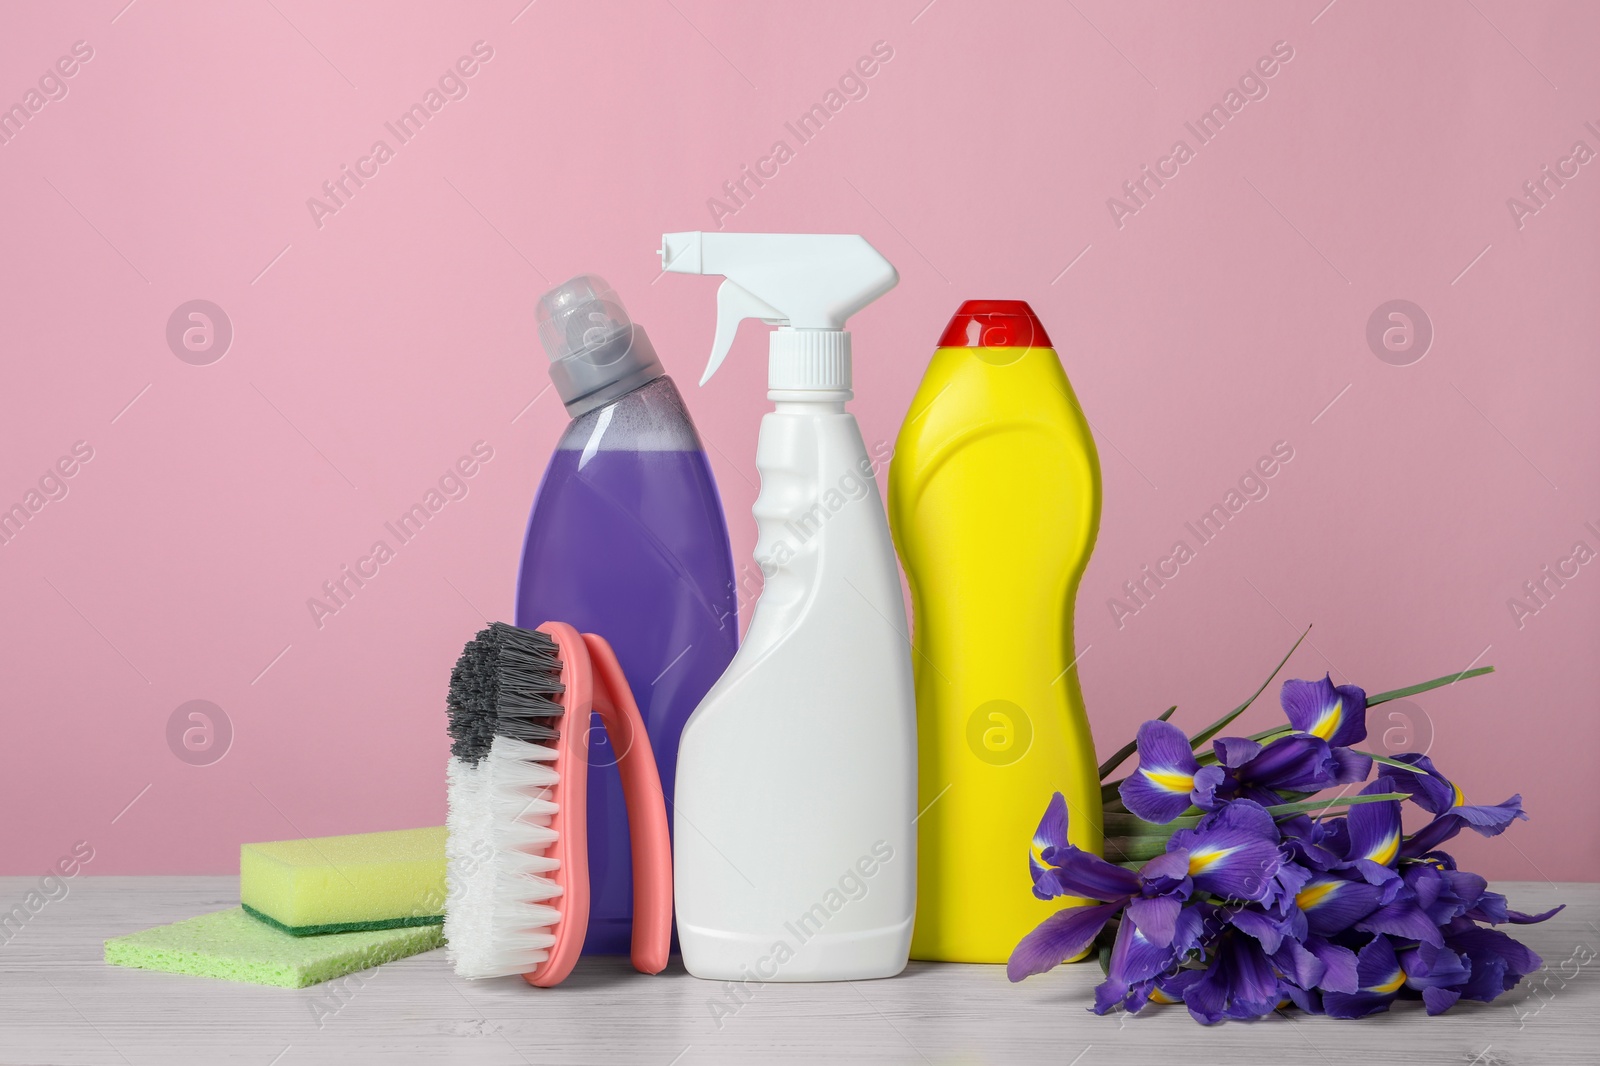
[937,300,1052,349]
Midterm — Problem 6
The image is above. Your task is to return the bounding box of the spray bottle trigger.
[701,279,787,386]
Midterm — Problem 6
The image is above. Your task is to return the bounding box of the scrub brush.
[444,620,671,987]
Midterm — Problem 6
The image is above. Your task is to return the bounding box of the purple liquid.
[516,444,737,955]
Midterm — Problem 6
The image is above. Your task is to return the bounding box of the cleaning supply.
[661,231,916,982]
[240,826,446,935]
[444,620,671,987]
[518,275,737,956]
[104,907,442,988]
[887,300,1103,963]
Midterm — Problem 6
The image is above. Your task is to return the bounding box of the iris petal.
[1401,796,1528,860]
[1029,792,1070,897]
[1139,848,1191,884]
[1119,720,1202,824]
[1422,986,1461,1015]
[1328,746,1374,785]
[1007,902,1121,982]
[1126,894,1183,948]
[1504,904,1564,925]
[1354,934,1403,992]
[1345,777,1403,872]
[1446,925,1543,1002]
[1399,941,1472,990]
[1295,876,1384,935]
[1184,935,1282,1024]
[1356,895,1446,946]
[1270,936,1325,989]
[1169,801,1293,903]
[1212,736,1261,768]
[1305,936,1359,993]
[1398,812,1462,860]
[1239,734,1340,792]
[1048,847,1141,902]
[1449,795,1529,836]
[1388,753,1457,814]
[1190,764,1230,810]
[1280,675,1369,747]
[1227,907,1287,954]
[1106,913,1178,987]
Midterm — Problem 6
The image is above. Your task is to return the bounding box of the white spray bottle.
[661,232,916,982]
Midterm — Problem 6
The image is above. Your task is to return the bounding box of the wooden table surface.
[0,877,1593,1065]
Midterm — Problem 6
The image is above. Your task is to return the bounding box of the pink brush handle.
[582,632,673,975]
[526,622,592,989]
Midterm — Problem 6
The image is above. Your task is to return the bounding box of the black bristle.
[446,621,566,764]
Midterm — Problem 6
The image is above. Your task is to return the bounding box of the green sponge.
[240,826,446,935]
[104,907,443,988]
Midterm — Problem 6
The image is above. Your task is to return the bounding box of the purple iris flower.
[1013,669,1558,1024]
[1119,676,1377,826]
[1181,931,1284,1024]
[1387,764,1530,862]
[1290,873,1385,936]
[1335,777,1406,883]
[1120,720,1371,825]
[1195,733,1372,809]
[1443,920,1547,1003]
[1091,905,1208,1015]
[1012,793,1194,982]
[1322,935,1475,1018]
[1277,933,1360,998]
[1280,674,1368,746]
[1118,720,1204,824]
[1385,753,1460,812]
[1278,813,1349,871]
[1167,799,1311,909]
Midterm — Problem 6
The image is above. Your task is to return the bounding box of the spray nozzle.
[658,232,898,390]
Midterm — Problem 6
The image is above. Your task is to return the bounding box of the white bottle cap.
[768,329,851,391]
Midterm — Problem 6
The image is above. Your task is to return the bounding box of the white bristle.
[446,736,568,978]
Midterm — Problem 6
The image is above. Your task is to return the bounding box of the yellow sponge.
[240,826,446,936]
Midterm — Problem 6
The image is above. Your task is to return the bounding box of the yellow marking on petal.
[1141,768,1195,793]
[1188,845,1240,875]
[1451,781,1467,807]
[1295,880,1341,911]
[1365,832,1400,866]
[1149,988,1179,1005]
[1366,967,1406,994]
[1309,699,1342,740]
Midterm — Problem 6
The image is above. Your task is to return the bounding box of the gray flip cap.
[536,274,664,416]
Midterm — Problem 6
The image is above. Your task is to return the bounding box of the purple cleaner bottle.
[517,276,738,955]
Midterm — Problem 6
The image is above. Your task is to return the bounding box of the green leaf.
[1264,792,1406,817]
[1367,666,1494,706]
[1097,706,1178,780]
[1102,836,1176,862]
[1189,627,1311,749]
[1102,812,1199,834]
[1357,750,1425,773]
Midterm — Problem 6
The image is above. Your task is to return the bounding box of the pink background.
[2,1,1595,881]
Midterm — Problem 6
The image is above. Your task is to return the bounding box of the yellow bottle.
[888,300,1102,963]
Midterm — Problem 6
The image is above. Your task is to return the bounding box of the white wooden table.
[0,878,1592,1064]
